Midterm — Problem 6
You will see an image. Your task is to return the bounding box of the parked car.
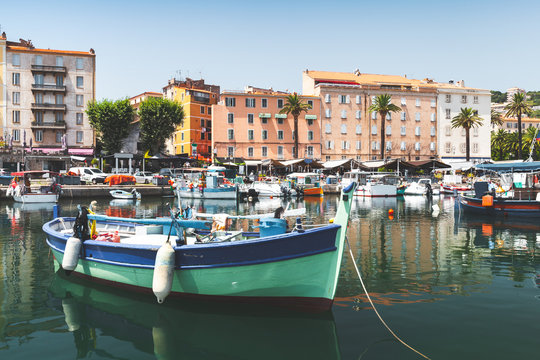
[68,167,107,184]
[133,171,154,184]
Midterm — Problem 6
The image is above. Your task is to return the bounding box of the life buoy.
[534,175,538,184]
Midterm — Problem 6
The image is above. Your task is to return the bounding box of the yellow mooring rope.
[345,236,431,360]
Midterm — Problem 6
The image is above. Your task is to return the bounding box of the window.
[200,106,205,114]
[261,117,268,124]
[36,130,43,142]
[473,143,479,153]
[415,112,420,121]
[12,92,20,105]
[445,94,451,103]
[401,126,406,135]
[386,113,391,121]
[371,111,377,120]
[56,94,64,104]
[278,118,284,125]
[225,97,236,107]
[307,100,313,109]
[340,125,347,134]
[356,95,361,104]
[35,93,43,104]
[262,130,268,140]
[401,141,406,151]
[371,96,376,104]
[386,125,392,135]
[356,110,361,119]
[76,95,83,106]
[227,113,234,123]
[473,96,479,104]
[261,98,268,108]
[228,146,235,157]
[208,107,212,115]
[228,129,234,140]
[371,141,379,150]
[262,146,268,157]
[12,54,20,66]
[277,146,284,158]
[431,99,436,107]
[371,125,377,135]
[307,119,313,126]
[356,124,362,134]
[12,73,20,85]
[247,129,254,140]
[34,74,44,85]
[415,142,421,151]
[278,130,284,140]
[341,110,347,119]
[76,76,84,88]
[339,95,350,104]
[248,147,254,157]
[277,99,284,108]
[386,141,392,151]
[341,140,350,150]
[460,143,466,153]
[56,56,63,67]
[207,120,211,127]
[55,112,64,122]
[356,140,361,150]
[325,109,331,118]
[56,132,63,143]
[431,126,436,136]
[76,131,83,143]
[473,127,479,137]
[401,112,406,121]
[13,110,20,123]
[292,131,295,140]
[76,58,84,70]
[445,109,451,119]
[416,98,420,107]
[201,119,205,128]
[445,142,451,153]
[415,126,420,136]
[401,98,406,105]
[461,95,467,104]
[506,123,512,129]
[13,129,20,141]
[246,113,254,124]
[326,156,331,161]
[307,146,314,156]
[430,142,436,151]
[445,126,451,136]
[325,140,334,150]
[76,113,83,125]
[431,113,436,122]
[245,98,256,108]
[325,94,331,103]
[325,124,332,133]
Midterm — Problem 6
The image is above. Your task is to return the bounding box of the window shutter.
[346,95,350,104]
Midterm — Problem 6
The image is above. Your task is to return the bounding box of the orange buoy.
[388,209,394,215]
[388,214,394,220]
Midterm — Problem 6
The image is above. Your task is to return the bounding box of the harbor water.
[1,194,539,359]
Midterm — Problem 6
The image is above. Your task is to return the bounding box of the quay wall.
[0,185,174,199]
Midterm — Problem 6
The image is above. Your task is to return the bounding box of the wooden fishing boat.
[458,193,540,217]
[286,173,323,197]
[7,171,61,203]
[109,189,141,200]
[43,183,357,311]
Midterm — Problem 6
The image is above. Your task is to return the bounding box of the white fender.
[6,186,13,197]
[61,297,81,331]
[62,237,82,272]
[152,240,175,303]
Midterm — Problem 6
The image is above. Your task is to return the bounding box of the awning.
[305,115,317,120]
[68,148,94,156]
[274,114,287,119]
[258,113,271,118]
[475,161,540,173]
[322,159,364,170]
[245,160,262,166]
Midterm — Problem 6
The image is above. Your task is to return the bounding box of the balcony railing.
[31,103,67,111]
[31,65,66,73]
[31,120,67,129]
[31,84,66,92]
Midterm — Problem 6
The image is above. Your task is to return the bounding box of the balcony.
[31,103,67,111]
[31,120,66,129]
[31,84,66,92]
[31,65,66,73]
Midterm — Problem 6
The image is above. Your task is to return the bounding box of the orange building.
[212,86,321,161]
[163,78,219,157]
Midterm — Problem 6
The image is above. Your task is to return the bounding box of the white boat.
[7,171,61,203]
[404,178,440,196]
[249,181,291,198]
[175,169,237,200]
[109,189,141,200]
[342,170,399,197]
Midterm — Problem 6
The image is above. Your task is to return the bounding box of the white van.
[69,167,107,184]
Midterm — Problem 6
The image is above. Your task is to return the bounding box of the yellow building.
[163,78,220,158]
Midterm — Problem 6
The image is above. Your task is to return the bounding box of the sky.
[2,0,539,99]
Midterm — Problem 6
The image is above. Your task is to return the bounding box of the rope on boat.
[345,236,431,360]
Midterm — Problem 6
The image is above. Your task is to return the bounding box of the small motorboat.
[110,189,141,200]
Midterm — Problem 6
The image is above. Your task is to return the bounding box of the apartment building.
[163,78,219,157]
[497,117,540,132]
[0,33,95,171]
[303,70,438,162]
[212,86,321,161]
[437,81,491,162]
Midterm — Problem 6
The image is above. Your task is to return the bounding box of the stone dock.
[0,184,174,199]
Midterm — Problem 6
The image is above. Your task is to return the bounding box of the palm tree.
[490,129,507,160]
[279,93,311,159]
[368,94,402,160]
[490,109,503,127]
[522,126,540,160]
[451,107,484,161]
[504,131,522,159]
[504,92,531,159]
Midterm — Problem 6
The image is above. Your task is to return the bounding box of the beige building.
[303,70,439,162]
[0,33,95,171]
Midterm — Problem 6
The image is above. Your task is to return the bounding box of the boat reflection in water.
[48,265,341,360]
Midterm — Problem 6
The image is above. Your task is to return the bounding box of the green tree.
[491,129,508,160]
[139,97,184,155]
[522,126,540,160]
[368,94,402,160]
[490,109,503,127]
[279,93,311,159]
[504,92,531,159]
[451,107,484,161]
[86,99,135,154]
[490,90,507,103]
